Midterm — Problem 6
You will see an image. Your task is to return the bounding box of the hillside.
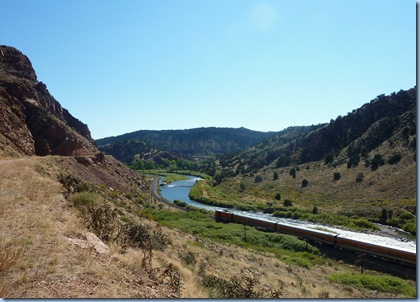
[96,127,277,163]
[216,88,416,173]
[192,88,416,232]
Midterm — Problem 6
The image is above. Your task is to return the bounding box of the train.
[215,210,416,266]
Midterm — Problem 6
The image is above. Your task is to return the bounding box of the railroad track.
[215,210,416,279]
[149,175,187,211]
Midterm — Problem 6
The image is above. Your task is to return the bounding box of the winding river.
[159,175,416,253]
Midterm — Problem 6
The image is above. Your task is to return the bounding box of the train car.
[275,223,337,245]
[215,210,233,222]
[336,236,416,266]
[214,210,416,266]
[233,213,276,231]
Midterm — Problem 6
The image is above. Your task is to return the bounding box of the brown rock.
[0,45,98,157]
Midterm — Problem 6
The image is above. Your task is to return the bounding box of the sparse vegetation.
[201,273,276,298]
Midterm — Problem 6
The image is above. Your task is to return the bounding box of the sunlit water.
[159,176,416,253]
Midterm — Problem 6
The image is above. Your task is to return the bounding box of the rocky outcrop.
[64,232,109,254]
[0,45,97,156]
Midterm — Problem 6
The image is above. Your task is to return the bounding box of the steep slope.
[0,45,97,157]
[218,87,416,173]
[96,127,277,162]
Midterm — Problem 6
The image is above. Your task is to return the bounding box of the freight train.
[215,210,416,266]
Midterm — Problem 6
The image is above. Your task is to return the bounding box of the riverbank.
[156,175,416,253]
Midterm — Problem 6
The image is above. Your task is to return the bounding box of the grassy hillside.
[1,156,415,298]
[190,88,416,233]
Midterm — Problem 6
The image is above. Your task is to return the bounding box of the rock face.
[0,45,98,156]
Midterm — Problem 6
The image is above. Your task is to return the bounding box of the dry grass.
[0,156,415,298]
[0,157,175,298]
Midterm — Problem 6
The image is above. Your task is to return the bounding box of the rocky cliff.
[0,45,97,156]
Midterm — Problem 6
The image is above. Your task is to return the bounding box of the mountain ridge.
[96,126,278,163]
[215,87,416,174]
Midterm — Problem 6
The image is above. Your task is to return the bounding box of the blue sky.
[1,0,415,139]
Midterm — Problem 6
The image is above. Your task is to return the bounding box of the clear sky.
[1,0,416,139]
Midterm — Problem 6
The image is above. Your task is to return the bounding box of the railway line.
[215,210,416,279]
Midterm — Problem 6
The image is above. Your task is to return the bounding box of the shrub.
[273,172,279,180]
[312,206,318,214]
[328,273,415,297]
[324,153,333,164]
[370,154,385,171]
[333,172,341,181]
[174,199,187,207]
[301,179,308,187]
[254,175,263,183]
[355,173,364,182]
[399,211,415,222]
[69,191,99,209]
[284,199,293,207]
[179,250,197,266]
[387,153,402,165]
[403,222,416,234]
[352,218,376,229]
[70,192,126,242]
[127,223,169,251]
[379,208,388,224]
[289,168,296,178]
[274,193,281,200]
[347,155,360,168]
[201,274,262,298]
[161,263,183,296]
[58,173,92,194]
[292,211,301,219]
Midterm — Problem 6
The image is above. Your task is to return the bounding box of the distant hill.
[96,127,277,164]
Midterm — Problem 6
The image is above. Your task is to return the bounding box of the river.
[159,175,416,253]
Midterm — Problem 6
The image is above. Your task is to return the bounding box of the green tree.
[371,154,385,171]
[254,175,263,183]
[284,199,293,207]
[333,172,341,181]
[289,168,296,178]
[274,193,281,200]
[301,179,308,187]
[380,208,388,224]
[324,153,333,164]
[273,172,279,180]
[387,154,402,165]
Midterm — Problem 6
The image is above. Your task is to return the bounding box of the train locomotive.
[215,210,416,266]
